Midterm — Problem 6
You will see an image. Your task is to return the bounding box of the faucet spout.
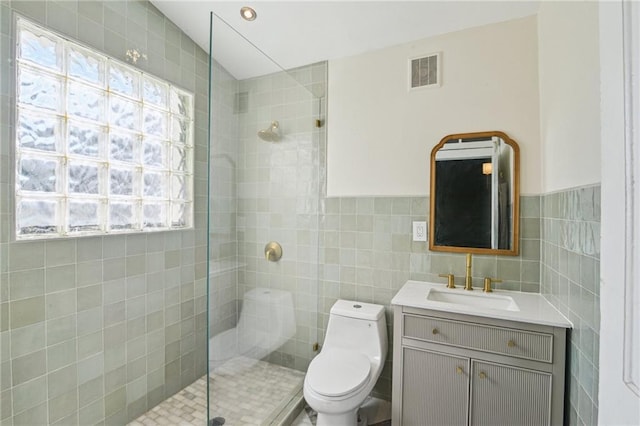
[464,253,473,290]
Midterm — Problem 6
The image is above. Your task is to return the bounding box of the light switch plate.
[412,221,427,242]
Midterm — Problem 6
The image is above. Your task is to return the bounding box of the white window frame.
[14,17,194,240]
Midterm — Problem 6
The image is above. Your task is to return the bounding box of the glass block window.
[15,17,194,239]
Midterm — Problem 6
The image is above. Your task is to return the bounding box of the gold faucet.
[438,273,456,289]
[483,277,502,293]
[464,253,473,290]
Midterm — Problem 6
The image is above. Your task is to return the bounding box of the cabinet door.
[401,347,469,426]
[470,360,552,426]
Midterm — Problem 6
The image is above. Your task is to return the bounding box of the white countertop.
[391,280,572,328]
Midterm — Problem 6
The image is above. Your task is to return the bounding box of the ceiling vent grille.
[409,52,441,90]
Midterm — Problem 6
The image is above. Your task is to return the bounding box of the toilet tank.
[323,300,387,361]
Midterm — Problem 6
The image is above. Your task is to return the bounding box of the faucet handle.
[483,277,502,293]
[264,241,283,262]
[438,273,456,289]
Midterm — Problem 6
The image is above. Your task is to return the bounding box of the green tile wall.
[540,185,601,425]
[0,0,210,424]
[316,194,542,399]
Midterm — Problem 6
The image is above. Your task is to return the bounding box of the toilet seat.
[306,348,371,397]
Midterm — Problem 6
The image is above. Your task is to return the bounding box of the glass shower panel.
[207,12,323,425]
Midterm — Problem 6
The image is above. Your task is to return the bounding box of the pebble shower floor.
[128,357,305,425]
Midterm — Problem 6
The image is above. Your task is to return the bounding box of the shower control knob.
[264,241,283,262]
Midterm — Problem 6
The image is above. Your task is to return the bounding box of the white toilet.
[303,300,388,426]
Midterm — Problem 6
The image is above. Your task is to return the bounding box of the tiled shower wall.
[317,194,542,398]
[0,1,209,424]
[540,185,601,425]
[232,63,327,372]
[208,58,239,337]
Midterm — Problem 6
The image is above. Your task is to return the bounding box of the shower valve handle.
[264,241,283,262]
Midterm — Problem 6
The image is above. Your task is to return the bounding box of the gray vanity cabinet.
[392,306,567,426]
[469,360,552,425]
[401,347,470,425]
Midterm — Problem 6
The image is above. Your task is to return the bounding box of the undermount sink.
[392,281,572,327]
[426,288,520,312]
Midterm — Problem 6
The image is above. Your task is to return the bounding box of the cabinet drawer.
[403,314,553,363]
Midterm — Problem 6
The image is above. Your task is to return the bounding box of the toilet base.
[316,409,358,426]
[357,412,367,426]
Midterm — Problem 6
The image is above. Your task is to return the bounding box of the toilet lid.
[307,349,371,397]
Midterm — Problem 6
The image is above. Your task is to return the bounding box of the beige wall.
[538,1,601,192]
[327,16,541,197]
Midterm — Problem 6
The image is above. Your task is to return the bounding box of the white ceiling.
[150,1,539,80]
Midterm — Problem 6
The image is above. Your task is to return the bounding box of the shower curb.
[270,389,305,425]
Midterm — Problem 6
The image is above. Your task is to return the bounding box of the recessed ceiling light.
[240,6,257,21]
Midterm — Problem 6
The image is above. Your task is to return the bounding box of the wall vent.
[409,52,441,90]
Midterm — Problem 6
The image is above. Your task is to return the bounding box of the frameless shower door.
[207,12,326,425]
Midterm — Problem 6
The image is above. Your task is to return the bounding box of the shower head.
[257,121,281,142]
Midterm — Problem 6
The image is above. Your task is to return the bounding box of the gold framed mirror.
[429,131,520,256]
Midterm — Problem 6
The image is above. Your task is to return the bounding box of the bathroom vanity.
[391,281,571,426]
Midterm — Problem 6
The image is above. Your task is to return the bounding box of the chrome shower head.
[257,121,281,142]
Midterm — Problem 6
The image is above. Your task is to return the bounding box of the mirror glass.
[429,131,520,256]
